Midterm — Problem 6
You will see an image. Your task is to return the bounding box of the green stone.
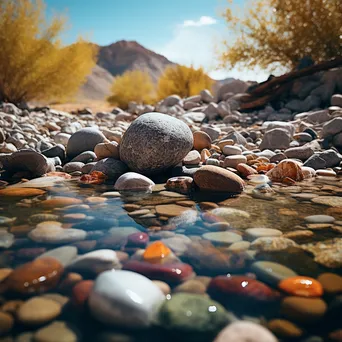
[158,293,230,334]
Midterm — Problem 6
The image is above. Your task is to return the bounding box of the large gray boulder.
[119,113,193,175]
[66,127,106,158]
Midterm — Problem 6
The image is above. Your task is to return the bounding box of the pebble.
[3,257,63,294]
[0,311,14,336]
[165,176,193,194]
[33,321,78,342]
[38,246,78,267]
[194,165,245,193]
[202,231,242,245]
[67,250,121,274]
[158,293,230,336]
[268,319,303,338]
[173,279,207,294]
[245,228,282,240]
[304,215,335,223]
[281,297,327,323]
[143,241,171,263]
[71,280,94,308]
[152,280,171,295]
[88,270,165,327]
[278,276,323,297]
[17,297,61,326]
[317,273,342,295]
[251,261,297,286]
[251,237,297,252]
[214,321,277,342]
[40,197,83,208]
[114,172,155,191]
[155,204,189,217]
[183,150,201,165]
[0,187,46,197]
[193,131,212,150]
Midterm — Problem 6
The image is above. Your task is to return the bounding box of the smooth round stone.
[161,235,192,254]
[127,232,149,247]
[0,231,14,248]
[208,275,280,302]
[70,151,96,163]
[193,131,212,150]
[268,319,303,338]
[29,214,59,224]
[202,231,242,245]
[94,141,120,160]
[38,246,78,267]
[88,270,165,328]
[119,113,193,175]
[33,321,78,342]
[152,280,171,295]
[114,172,155,191]
[158,293,230,335]
[3,257,63,294]
[246,228,283,240]
[155,204,189,217]
[223,155,247,168]
[17,297,61,326]
[304,215,335,223]
[108,227,141,239]
[312,196,342,207]
[40,197,83,208]
[183,150,201,165]
[71,280,94,308]
[0,187,46,197]
[29,223,86,244]
[101,191,121,198]
[281,297,327,323]
[251,237,297,252]
[0,311,14,335]
[173,279,207,294]
[66,127,106,158]
[63,162,84,173]
[211,208,250,220]
[0,268,12,282]
[222,145,242,156]
[91,158,128,180]
[228,241,251,252]
[194,165,245,193]
[279,276,323,297]
[214,321,277,342]
[251,261,297,286]
[317,273,342,295]
[67,250,121,274]
[123,260,194,284]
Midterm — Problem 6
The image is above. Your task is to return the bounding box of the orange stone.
[279,276,323,297]
[236,163,258,178]
[0,188,46,197]
[143,241,171,264]
[40,197,82,208]
[3,257,63,294]
[266,160,304,183]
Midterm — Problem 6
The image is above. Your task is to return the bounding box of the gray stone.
[304,150,342,169]
[262,121,295,136]
[331,94,342,107]
[38,246,78,266]
[223,131,247,146]
[260,128,291,151]
[71,151,97,163]
[42,145,65,161]
[162,95,181,107]
[63,162,84,173]
[119,113,193,175]
[284,145,314,161]
[321,117,342,138]
[66,127,106,158]
[91,158,128,180]
[200,89,214,103]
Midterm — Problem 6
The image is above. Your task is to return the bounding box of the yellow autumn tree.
[0,0,97,104]
[219,0,342,71]
[157,65,214,100]
[107,70,155,109]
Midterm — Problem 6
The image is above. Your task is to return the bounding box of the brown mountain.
[79,40,175,101]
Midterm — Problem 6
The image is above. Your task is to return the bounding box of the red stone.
[208,275,280,302]
[122,260,194,284]
[3,257,63,295]
[71,280,94,309]
[126,232,149,248]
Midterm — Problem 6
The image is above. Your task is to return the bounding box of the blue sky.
[45,0,269,81]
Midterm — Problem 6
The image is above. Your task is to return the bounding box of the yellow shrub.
[157,65,214,100]
[0,0,97,104]
[219,0,342,71]
[107,69,155,109]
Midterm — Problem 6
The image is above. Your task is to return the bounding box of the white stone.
[67,249,121,273]
[114,172,155,191]
[88,270,165,327]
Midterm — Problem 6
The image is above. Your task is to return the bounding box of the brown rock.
[194,165,245,193]
[3,257,64,295]
[173,279,207,294]
[268,319,303,338]
[94,141,119,160]
[0,311,14,335]
[155,204,189,217]
[317,273,342,295]
[193,131,212,151]
[266,160,304,183]
[40,197,82,208]
[0,268,12,283]
[0,188,46,197]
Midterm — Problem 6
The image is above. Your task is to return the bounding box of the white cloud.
[182,16,217,27]
[154,21,271,82]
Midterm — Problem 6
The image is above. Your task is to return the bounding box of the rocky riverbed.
[0,89,342,342]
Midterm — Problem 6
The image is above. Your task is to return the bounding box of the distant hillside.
[79,40,176,101]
